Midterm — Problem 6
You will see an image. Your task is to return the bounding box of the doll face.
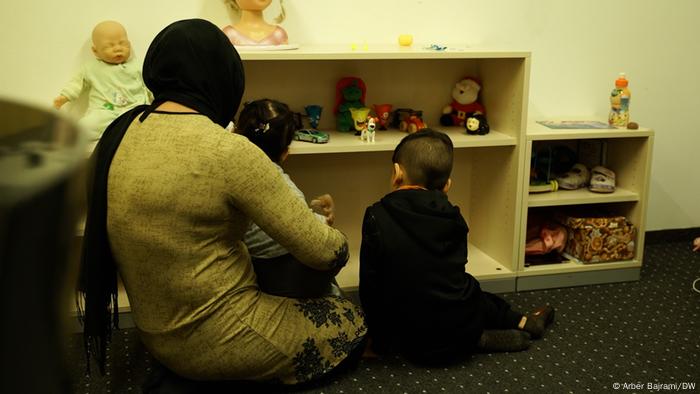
[541,226,567,253]
[92,22,131,64]
[236,0,273,11]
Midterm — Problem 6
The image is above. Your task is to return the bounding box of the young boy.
[359,129,554,364]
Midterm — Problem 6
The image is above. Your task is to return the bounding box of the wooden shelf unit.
[518,123,654,290]
[241,46,531,293]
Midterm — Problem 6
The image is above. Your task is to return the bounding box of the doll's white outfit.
[60,58,151,140]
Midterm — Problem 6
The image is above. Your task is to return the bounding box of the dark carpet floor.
[66,238,700,393]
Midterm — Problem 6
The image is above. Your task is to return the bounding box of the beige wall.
[1,0,698,230]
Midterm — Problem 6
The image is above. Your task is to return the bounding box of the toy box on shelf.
[557,212,636,264]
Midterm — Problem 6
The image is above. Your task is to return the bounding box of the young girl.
[237,99,340,298]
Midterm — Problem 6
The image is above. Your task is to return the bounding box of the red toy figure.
[440,77,485,127]
[372,103,393,130]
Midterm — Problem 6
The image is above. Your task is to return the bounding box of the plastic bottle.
[608,72,631,128]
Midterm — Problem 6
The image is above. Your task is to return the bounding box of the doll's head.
[391,129,453,191]
[224,0,286,24]
[236,99,296,163]
[91,21,131,65]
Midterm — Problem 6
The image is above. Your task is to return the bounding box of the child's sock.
[518,305,555,339]
[477,329,531,352]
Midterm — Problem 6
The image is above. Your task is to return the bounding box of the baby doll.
[53,21,151,141]
[222,0,289,46]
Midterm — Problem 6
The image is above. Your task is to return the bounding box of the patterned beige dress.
[107,112,366,384]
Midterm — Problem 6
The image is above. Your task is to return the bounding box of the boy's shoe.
[523,305,555,339]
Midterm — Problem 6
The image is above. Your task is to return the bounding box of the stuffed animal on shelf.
[53,21,151,141]
[334,77,366,132]
[465,113,490,135]
[372,103,393,130]
[440,77,485,127]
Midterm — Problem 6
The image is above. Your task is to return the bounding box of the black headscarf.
[78,18,245,374]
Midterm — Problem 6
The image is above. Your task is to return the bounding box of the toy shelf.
[290,128,516,155]
[517,122,654,289]
[248,47,532,293]
[236,44,530,61]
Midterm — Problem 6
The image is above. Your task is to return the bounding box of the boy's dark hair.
[392,128,454,190]
[236,99,296,163]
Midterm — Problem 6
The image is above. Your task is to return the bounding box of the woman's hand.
[310,194,335,226]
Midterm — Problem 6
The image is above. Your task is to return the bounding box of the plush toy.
[440,77,485,127]
[334,77,366,132]
[465,113,490,135]
[372,103,393,130]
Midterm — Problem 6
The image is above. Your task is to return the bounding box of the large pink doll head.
[222,0,288,45]
[224,0,286,24]
[91,21,131,65]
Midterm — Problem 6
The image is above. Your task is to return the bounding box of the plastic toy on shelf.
[393,108,427,133]
[294,129,329,144]
[349,107,371,136]
[304,104,322,129]
[361,117,377,143]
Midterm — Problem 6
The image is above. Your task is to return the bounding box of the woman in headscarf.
[79,18,366,386]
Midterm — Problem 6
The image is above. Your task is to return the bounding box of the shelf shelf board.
[520,259,641,276]
[337,243,514,290]
[239,45,530,61]
[290,128,515,155]
[528,121,653,141]
[528,187,639,207]
[466,244,515,280]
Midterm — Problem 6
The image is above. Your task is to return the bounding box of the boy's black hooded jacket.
[359,189,485,363]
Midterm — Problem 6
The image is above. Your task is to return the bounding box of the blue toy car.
[294,129,329,144]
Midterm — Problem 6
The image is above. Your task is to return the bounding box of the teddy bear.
[440,77,485,127]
